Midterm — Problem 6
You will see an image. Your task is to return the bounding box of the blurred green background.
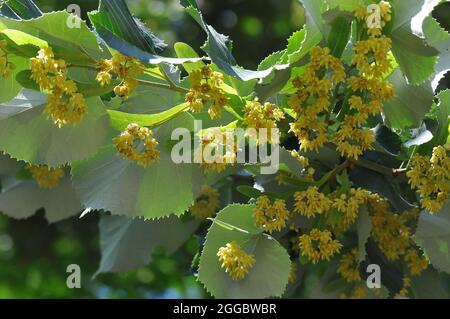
[0,0,449,298]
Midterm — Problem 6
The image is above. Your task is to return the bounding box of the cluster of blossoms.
[190,186,220,220]
[298,228,343,264]
[407,145,450,213]
[195,129,237,172]
[31,47,87,127]
[27,164,64,189]
[0,40,15,78]
[355,1,392,37]
[288,261,298,284]
[185,66,228,119]
[369,196,429,278]
[337,249,361,283]
[96,53,145,99]
[217,241,256,280]
[290,150,315,180]
[253,196,290,233]
[288,46,345,152]
[336,39,394,159]
[404,249,430,277]
[333,4,395,159]
[395,276,412,298]
[369,197,412,261]
[331,188,371,233]
[293,186,370,233]
[243,99,285,144]
[294,186,332,218]
[114,123,160,168]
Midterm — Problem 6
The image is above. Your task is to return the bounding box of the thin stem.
[319,159,351,188]
[349,158,407,177]
[138,79,188,93]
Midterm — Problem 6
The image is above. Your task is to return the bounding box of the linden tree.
[0,0,450,299]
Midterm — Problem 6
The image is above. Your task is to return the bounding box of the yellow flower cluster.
[337,249,361,283]
[291,150,315,180]
[113,123,160,167]
[253,196,290,233]
[294,186,332,218]
[217,241,256,280]
[27,164,64,189]
[31,47,87,128]
[96,53,145,99]
[0,40,15,78]
[355,1,392,37]
[407,145,450,213]
[336,36,394,160]
[369,197,412,261]
[288,47,345,152]
[190,186,220,220]
[196,129,236,172]
[404,249,429,277]
[288,261,298,284]
[299,228,342,264]
[332,188,371,232]
[185,66,228,119]
[395,276,411,299]
[352,37,393,78]
[243,99,285,144]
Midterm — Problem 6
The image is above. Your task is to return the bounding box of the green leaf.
[96,214,200,275]
[410,267,449,299]
[383,69,434,129]
[388,0,439,85]
[326,0,372,11]
[174,42,205,73]
[107,103,189,131]
[236,186,263,199]
[71,113,203,219]
[422,8,450,90]
[0,55,28,103]
[391,25,438,85]
[3,0,42,20]
[280,30,305,64]
[106,85,184,114]
[404,123,433,148]
[0,91,112,166]
[415,203,450,274]
[349,166,414,212]
[0,157,80,223]
[308,261,346,298]
[89,0,166,55]
[198,204,290,298]
[391,0,425,32]
[326,15,352,58]
[374,124,402,155]
[0,177,80,223]
[184,5,286,81]
[300,0,329,38]
[421,90,450,153]
[0,11,103,64]
[1,28,47,57]
[357,205,372,262]
[0,152,22,176]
